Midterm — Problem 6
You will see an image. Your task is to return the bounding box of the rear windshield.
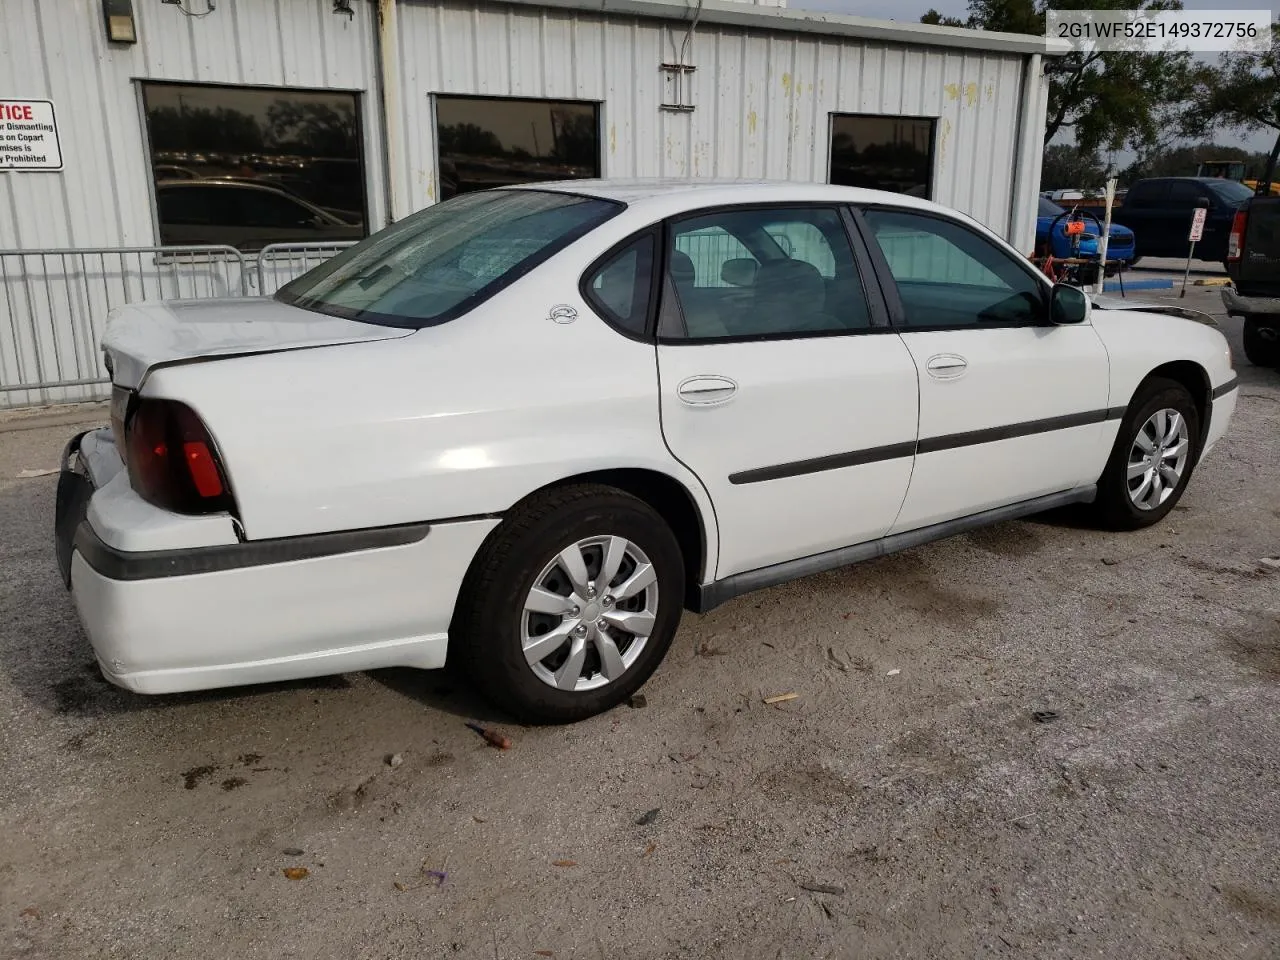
[1206,180,1255,205]
[275,189,621,328]
[1038,197,1066,217]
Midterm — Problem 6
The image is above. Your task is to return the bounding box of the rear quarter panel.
[141,238,720,577]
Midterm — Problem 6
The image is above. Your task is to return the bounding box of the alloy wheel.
[520,535,659,692]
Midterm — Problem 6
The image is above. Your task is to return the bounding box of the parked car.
[1112,177,1254,265]
[55,181,1238,722]
[155,179,364,251]
[1036,197,1137,264]
[1223,192,1280,367]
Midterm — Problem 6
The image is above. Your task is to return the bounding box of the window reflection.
[141,82,367,251]
[435,96,600,200]
[829,115,935,199]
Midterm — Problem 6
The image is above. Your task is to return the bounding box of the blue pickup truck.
[1112,177,1254,265]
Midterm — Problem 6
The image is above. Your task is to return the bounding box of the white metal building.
[0,0,1054,406]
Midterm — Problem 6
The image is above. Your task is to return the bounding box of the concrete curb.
[1105,278,1173,292]
[1103,276,1230,293]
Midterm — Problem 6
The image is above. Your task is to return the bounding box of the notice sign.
[0,100,62,171]
[1188,207,1208,243]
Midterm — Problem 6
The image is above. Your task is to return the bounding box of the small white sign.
[0,99,62,171]
[1188,207,1208,243]
[1047,10,1271,54]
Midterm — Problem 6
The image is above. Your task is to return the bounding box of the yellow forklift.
[1196,160,1280,196]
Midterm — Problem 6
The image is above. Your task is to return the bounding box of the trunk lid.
[1238,196,1280,294]
[102,297,413,389]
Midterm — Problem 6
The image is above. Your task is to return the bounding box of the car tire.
[452,483,685,724]
[1091,377,1201,531]
[1242,315,1280,368]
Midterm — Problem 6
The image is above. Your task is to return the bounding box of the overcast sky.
[790,0,1277,155]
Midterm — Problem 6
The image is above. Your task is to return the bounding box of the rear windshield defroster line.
[275,189,623,329]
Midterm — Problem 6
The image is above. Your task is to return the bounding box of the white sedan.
[55,181,1238,722]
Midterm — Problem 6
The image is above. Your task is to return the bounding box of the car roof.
[157,179,291,192]
[506,178,941,214]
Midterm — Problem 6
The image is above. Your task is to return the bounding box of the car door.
[654,205,920,579]
[1116,180,1168,255]
[855,206,1111,534]
[1164,180,1212,259]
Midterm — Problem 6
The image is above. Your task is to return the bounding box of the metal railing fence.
[0,242,352,409]
[256,241,357,296]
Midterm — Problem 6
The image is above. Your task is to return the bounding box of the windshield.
[276,189,621,328]
[1205,179,1255,205]
[1038,197,1066,217]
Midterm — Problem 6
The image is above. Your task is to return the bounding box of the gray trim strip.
[1211,375,1239,400]
[729,441,916,485]
[74,520,433,582]
[917,408,1120,455]
[693,485,1097,612]
[731,407,1125,485]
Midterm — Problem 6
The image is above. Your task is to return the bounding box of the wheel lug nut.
[602,596,614,607]
[574,624,588,638]
[570,605,580,616]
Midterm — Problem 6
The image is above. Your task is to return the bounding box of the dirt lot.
[2,287,1278,959]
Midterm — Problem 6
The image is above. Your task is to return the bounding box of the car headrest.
[754,258,824,308]
[669,249,696,286]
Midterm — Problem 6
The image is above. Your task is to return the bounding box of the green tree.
[1040,144,1107,190]
[1182,22,1280,185]
[265,100,357,157]
[1119,143,1272,183]
[920,0,1195,154]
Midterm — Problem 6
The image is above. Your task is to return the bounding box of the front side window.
[666,207,872,339]
[141,82,367,248]
[863,208,1045,327]
[1168,181,1207,209]
[435,96,600,201]
[829,114,935,199]
[1124,181,1167,208]
[276,190,620,328]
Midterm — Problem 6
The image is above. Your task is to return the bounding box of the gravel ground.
[1,287,1277,959]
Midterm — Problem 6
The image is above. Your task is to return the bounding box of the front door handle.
[677,375,738,405]
[926,354,968,380]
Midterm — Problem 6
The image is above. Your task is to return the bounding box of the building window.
[140,82,367,251]
[828,114,935,199]
[435,96,600,201]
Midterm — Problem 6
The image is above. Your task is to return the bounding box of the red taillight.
[1227,209,1247,262]
[125,399,232,514]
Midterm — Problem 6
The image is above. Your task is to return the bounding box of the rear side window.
[665,207,872,339]
[276,190,621,328]
[584,234,656,336]
[157,187,216,225]
[1125,181,1167,208]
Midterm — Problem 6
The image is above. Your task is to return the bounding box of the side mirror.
[1049,283,1089,324]
[1195,197,1211,208]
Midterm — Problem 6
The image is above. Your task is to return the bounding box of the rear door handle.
[677,375,738,405]
[926,354,967,380]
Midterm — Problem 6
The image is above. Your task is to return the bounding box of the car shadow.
[366,665,514,724]
[0,478,507,723]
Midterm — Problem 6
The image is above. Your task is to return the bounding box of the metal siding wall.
[0,0,385,251]
[395,0,1026,237]
[0,0,385,406]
